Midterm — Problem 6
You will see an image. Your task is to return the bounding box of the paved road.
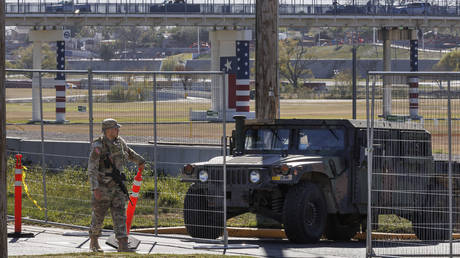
[7,224,367,257]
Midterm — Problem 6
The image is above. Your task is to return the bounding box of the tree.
[99,44,115,61]
[279,38,315,90]
[161,54,189,82]
[12,44,57,77]
[332,69,354,98]
[161,56,180,72]
[174,63,192,92]
[113,26,142,58]
[169,27,209,47]
[75,25,95,38]
[434,50,460,71]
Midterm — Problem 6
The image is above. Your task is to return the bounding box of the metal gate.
[366,71,460,257]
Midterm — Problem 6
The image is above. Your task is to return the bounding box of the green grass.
[6,157,274,230]
[6,101,210,124]
[376,214,413,234]
[6,157,191,229]
[6,156,415,234]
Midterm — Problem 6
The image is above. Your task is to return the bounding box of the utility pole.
[1,0,7,255]
[255,0,279,120]
[352,30,357,120]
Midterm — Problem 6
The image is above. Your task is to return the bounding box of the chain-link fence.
[5,69,231,246]
[366,71,460,257]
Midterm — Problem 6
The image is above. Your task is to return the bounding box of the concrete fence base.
[6,137,221,175]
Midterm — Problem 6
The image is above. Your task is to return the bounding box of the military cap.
[102,118,121,130]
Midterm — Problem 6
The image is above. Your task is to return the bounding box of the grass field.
[198,44,444,60]
[6,89,107,99]
[7,97,460,153]
[6,97,368,124]
[5,157,278,231]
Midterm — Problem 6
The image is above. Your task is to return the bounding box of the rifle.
[103,154,134,206]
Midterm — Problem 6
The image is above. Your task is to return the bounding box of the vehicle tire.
[324,215,360,241]
[412,189,449,241]
[412,211,449,241]
[184,184,224,239]
[282,182,327,243]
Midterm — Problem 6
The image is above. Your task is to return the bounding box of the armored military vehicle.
[181,117,454,243]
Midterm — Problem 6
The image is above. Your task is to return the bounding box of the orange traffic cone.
[126,167,143,234]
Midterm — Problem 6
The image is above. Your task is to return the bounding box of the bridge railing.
[5,1,460,16]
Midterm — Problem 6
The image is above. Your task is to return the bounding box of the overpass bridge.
[5,1,450,124]
[5,1,460,28]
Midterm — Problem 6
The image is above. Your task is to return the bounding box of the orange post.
[14,154,23,234]
[8,154,34,238]
[126,167,143,234]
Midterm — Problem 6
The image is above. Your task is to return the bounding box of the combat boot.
[89,236,103,252]
[117,237,135,252]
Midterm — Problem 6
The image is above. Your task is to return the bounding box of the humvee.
[181,117,455,243]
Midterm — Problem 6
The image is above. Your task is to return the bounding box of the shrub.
[108,84,149,102]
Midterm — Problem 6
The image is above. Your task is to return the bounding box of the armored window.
[298,128,345,151]
[245,128,290,151]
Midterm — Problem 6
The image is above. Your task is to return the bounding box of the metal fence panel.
[367,72,460,257]
[6,69,92,224]
[5,69,227,245]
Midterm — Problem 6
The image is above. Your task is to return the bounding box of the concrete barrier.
[6,137,221,175]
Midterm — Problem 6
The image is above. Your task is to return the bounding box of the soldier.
[87,118,145,252]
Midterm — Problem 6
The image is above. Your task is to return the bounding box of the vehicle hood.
[194,154,326,167]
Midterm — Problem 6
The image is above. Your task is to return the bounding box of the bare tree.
[279,38,315,90]
[174,63,192,93]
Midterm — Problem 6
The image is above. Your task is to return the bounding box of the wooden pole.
[255,0,279,120]
[0,0,8,255]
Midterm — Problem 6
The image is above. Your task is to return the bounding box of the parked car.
[45,1,91,13]
[325,4,366,15]
[394,2,432,15]
[149,0,200,13]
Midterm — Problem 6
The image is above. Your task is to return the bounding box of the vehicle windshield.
[245,128,290,151]
[298,128,345,151]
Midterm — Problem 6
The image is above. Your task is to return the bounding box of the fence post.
[447,79,453,256]
[153,73,158,237]
[352,46,357,119]
[38,71,47,221]
[365,75,372,258]
[88,69,94,143]
[366,74,376,257]
[222,73,228,247]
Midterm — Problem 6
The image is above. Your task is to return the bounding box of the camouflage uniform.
[88,121,145,239]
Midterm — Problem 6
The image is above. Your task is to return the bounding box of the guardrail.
[5,1,460,17]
